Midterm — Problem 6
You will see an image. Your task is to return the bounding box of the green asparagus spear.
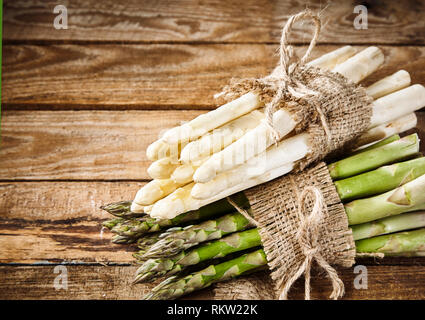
[142,211,253,259]
[143,248,267,300]
[328,133,419,180]
[355,228,425,254]
[102,217,124,230]
[349,134,400,156]
[134,228,261,283]
[100,201,144,218]
[335,157,425,202]
[345,173,425,225]
[111,234,138,244]
[351,211,425,240]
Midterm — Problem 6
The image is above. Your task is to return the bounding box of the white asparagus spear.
[161,46,359,146]
[366,70,411,99]
[179,110,264,163]
[162,92,262,144]
[306,45,357,70]
[146,139,186,162]
[332,46,384,84]
[353,113,417,150]
[370,84,425,127]
[130,202,146,214]
[191,134,309,199]
[132,178,188,207]
[147,157,181,179]
[149,163,294,219]
[171,163,201,184]
[193,47,385,183]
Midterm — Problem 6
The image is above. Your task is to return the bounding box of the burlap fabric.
[213,10,373,300]
[214,162,356,299]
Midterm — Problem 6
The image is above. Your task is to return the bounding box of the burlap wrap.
[214,162,356,299]
[213,10,373,300]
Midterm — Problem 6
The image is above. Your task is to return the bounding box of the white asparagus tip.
[130,202,145,213]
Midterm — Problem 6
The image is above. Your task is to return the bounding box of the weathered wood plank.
[0,110,202,180]
[0,181,145,263]
[1,111,424,181]
[4,0,425,44]
[3,45,425,108]
[0,265,424,300]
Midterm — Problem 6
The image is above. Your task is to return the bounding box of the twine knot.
[278,186,344,300]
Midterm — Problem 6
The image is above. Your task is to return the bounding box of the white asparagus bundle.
[136,46,423,219]
[191,85,425,200]
[194,47,386,183]
[134,46,361,207]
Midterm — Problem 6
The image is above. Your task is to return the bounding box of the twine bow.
[278,186,344,300]
[262,10,332,144]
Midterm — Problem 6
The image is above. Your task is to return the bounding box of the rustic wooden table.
[1,0,425,300]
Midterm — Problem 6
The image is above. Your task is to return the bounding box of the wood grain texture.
[0,181,146,263]
[0,265,424,300]
[0,110,202,180]
[3,45,425,109]
[1,111,424,181]
[4,0,425,44]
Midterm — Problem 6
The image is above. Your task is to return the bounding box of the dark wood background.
[1,0,425,299]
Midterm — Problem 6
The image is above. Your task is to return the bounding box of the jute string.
[261,10,331,144]
[227,183,344,300]
[278,183,344,300]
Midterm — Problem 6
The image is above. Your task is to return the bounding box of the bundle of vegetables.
[101,135,425,299]
[127,45,425,221]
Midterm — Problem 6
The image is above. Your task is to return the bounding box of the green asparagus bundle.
[144,228,425,300]
[135,210,425,283]
[143,249,268,300]
[100,134,425,299]
[134,228,262,283]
